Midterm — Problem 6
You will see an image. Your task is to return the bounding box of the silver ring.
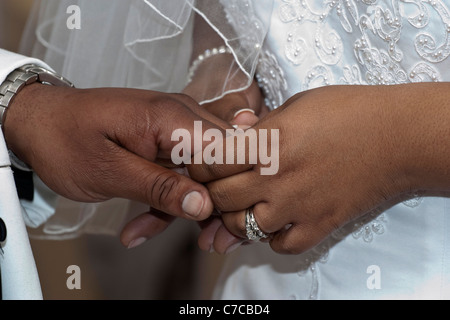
[245,208,269,241]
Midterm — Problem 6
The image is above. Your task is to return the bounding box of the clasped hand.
[23,83,420,255]
[188,85,415,254]
[122,84,422,255]
[4,84,230,245]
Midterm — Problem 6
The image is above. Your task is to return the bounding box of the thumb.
[100,147,214,220]
[100,94,220,219]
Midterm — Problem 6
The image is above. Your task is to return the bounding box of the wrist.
[183,47,250,103]
[3,83,47,167]
[0,64,74,169]
[387,83,450,193]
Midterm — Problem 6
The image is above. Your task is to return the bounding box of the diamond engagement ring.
[245,208,269,241]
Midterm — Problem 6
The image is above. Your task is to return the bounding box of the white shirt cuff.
[0,48,58,228]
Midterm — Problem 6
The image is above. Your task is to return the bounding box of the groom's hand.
[119,81,267,249]
[3,83,219,221]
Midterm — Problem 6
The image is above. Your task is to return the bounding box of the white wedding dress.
[213,0,450,300]
[17,0,450,299]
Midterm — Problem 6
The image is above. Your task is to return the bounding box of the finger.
[212,224,245,254]
[231,109,260,127]
[157,110,226,162]
[221,203,288,240]
[173,93,232,130]
[205,171,261,212]
[154,158,185,169]
[269,223,321,255]
[110,95,227,163]
[197,217,222,252]
[258,105,271,119]
[202,94,259,123]
[187,128,258,182]
[101,146,214,220]
[120,208,176,248]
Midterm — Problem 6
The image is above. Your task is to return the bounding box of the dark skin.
[120,80,265,249]
[13,13,449,255]
[3,83,226,227]
[189,83,450,254]
[119,13,267,249]
[121,81,450,255]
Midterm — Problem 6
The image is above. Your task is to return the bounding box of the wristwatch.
[0,64,74,171]
[0,63,74,129]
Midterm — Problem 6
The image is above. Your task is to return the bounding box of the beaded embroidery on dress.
[213,0,450,300]
[278,0,448,85]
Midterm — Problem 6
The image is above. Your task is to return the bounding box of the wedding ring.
[245,208,269,241]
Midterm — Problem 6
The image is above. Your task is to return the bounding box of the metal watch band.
[0,64,74,129]
[0,64,74,171]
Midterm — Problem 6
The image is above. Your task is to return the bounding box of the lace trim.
[402,191,424,208]
[295,209,387,299]
[256,50,288,109]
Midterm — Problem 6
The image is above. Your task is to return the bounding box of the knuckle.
[146,171,181,208]
[275,236,305,255]
[188,164,214,184]
[186,164,205,182]
[208,183,233,211]
[223,215,246,238]
[187,157,234,183]
[146,95,186,122]
[154,95,192,116]
[205,163,228,180]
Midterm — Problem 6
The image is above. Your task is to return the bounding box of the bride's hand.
[120,81,268,249]
[188,85,427,254]
[195,81,270,253]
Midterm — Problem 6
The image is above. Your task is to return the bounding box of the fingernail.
[230,124,251,131]
[225,241,243,254]
[233,108,255,119]
[128,237,147,249]
[182,191,204,217]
